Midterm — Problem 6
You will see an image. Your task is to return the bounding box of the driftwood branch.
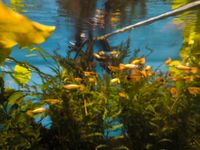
[95,0,200,40]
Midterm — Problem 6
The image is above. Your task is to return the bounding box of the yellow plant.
[172,0,200,63]
[0,1,55,65]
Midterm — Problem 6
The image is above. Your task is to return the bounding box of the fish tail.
[119,64,125,70]
[26,110,33,117]
[191,67,198,74]
[140,58,145,64]
[79,85,85,91]
[141,70,148,77]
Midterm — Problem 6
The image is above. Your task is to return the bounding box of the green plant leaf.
[95,144,108,150]
[82,132,104,139]
[8,91,23,105]
[108,123,123,131]
[13,64,32,84]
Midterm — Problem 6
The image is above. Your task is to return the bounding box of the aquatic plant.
[0,74,42,149]
[119,68,200,149]
[34,44,130,149]
[1,44,199,149]
[33,34,199,150]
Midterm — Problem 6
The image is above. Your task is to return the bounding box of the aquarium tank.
[0,0,200,149]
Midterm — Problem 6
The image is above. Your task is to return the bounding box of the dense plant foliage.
[1,39,199,149]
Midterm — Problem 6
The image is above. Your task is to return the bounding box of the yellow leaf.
[187,31,196,45]
[172,0,190,9]
[0,1,55,64]
[172,0,200,62]
[13,64,32,84]
[169,60,181,67]
[169,60,183,77]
